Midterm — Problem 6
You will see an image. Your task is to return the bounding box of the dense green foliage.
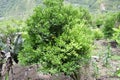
[102,13,117,38]
[92,28,104,40]
[18,0,93,75]
[92,12,120,39]
[112,13,120,44]
[0,0,120,80]
[99,12,120,38]
[113,26,120,45]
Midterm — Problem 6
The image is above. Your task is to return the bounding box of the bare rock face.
[7,63,95,80]
[9,64,71,80]
[8,64,38,80]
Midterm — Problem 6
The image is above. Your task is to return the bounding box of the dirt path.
[93,40,120,80]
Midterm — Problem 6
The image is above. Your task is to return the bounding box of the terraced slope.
[0,0,41,18]
[0,0,119,18]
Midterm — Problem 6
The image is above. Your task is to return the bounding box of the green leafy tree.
[18,0,93,79]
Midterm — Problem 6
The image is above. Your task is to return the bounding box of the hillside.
[0,0,42,19]
[0,0,120,19]
[67,0,120,12]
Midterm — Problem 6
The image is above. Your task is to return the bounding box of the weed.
[92,61,99,78]
[114,68,120,77]
[103,44,111,67]
[111,55,120,61]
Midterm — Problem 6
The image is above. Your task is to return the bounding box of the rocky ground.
[0,39,120,80]
[92,40,120,80]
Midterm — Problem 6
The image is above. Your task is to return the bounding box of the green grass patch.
[0,20,12,26]
[111,55,120,60]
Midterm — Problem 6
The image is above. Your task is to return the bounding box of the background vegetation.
[0,0,120,18]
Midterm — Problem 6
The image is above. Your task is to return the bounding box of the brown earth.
[93,39,120,80]
[1,64,72,80]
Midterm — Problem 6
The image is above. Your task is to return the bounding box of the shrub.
[112,12,120,45]
[18,0,93,77]
[113,26,120,45]
[102,12,120,38]
[92,28,104,40]
[95,14,105,28]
